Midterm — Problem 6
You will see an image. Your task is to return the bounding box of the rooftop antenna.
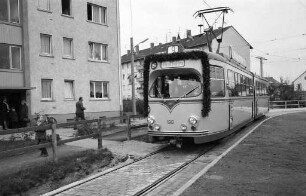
[194,7,233,53]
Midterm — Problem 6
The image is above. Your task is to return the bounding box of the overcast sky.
[119,0,306,82]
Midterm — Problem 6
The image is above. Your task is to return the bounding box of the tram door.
[229,101,234,129]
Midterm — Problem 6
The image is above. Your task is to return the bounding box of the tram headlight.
[188,116,198,126]
[147,116,155,125]
[154,124,161,131]
[151,62,157,70]
[180,124,187,131]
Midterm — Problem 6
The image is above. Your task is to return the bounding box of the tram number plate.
[167,120,174,124]
[161,61,184,68]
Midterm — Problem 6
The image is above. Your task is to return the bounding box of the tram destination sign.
[160,60,185,69]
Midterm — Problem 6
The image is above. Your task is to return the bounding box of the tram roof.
[121,26,253,64]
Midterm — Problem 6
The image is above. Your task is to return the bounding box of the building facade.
[293,70,306,91]
[121,26,252,99]
[0,0,121,124]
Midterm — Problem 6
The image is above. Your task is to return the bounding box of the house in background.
[0,0,121,124]
[121,26,253,99]
[292,70,306,99]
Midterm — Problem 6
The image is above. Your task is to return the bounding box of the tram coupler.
[169,137,183,148]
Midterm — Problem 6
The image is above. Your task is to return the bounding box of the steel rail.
[47,145,170,196]
[132,143,218,196]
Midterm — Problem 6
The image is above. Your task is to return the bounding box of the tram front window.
[149,73,202,98]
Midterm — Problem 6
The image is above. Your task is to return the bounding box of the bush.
[0,149,113,196]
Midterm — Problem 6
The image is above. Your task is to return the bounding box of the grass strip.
[0,149,113,196]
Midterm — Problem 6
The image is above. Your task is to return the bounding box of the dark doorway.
[0,90,26,128]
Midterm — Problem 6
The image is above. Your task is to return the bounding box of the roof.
[121,26,253,64]
[264,77,280,84]
[292,70,306,83]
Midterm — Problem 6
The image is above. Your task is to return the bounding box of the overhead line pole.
[256,56,267,77]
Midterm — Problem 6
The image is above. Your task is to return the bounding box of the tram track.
[47,144,169,196]
[132,143,218,196]
[48,117,268,196]
[133,117,269,196]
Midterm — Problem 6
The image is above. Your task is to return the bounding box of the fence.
[269,100,306,109]
[0,115,145,163]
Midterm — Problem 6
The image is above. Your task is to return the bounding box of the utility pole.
[130,37,148,115]
[256,56,267,77]
[130,37,136,115]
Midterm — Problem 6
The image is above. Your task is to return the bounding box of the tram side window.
[256,81,262,96]
[247,78,254,96]
[210,66,225,97]
[227,70,238,97]
[255,81,268,96]
[241,75,247,96]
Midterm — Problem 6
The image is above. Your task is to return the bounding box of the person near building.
[9,107,19,129]
[36,114,48,157]
[76,97,86,120]
[19,99,29,127]
[0,97,10,130]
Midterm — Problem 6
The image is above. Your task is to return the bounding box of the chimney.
[186,29,191,38]
[150,43,154,48]
[135,45,139,54]
[127,50,130,54]
[172,36,176,42]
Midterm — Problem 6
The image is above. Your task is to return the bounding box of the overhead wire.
[252,33,306,44]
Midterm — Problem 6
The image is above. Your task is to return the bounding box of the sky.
[119,0,306,83]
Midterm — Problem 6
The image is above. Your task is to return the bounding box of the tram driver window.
[210,66,225,97]
[149,73,202,99]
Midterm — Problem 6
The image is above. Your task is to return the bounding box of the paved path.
[0,127,163,176]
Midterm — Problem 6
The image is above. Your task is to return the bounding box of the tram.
[144,45,269,145]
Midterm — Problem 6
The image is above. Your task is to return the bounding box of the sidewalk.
[0,126,164,176]
[180,111,306,195]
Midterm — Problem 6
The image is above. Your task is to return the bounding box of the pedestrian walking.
[0,97,10,130]
[36,115,48,157]
[19,99,29,127]
[9,107,19,129]
[76,97,86,120]
[74,97,86,130]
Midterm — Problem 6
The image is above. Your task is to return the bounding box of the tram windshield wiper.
[176,85,200,102]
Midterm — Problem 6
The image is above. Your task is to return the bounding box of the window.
[40,34,52,55]
[90,81,109,99]
[210,66,225,97]
[61,0,71,15]
[255,81,267,96]
[0,0,20,23]
[63,37,73,58]
[11,46,21,69]
[41,79,53,100]
[87,3,107,24]
[38,0,50,11]
[227,70,237,97]
[297,83,302,91]
[64,80,74,100]
[0,44,21,70]
[228,70,252,97]
[149,72,202,98]
[88,42,108,61]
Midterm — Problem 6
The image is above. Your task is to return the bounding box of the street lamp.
[130,37,149,115]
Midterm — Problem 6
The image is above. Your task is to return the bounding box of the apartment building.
[121,26,252,99]
[0,0,121,123]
